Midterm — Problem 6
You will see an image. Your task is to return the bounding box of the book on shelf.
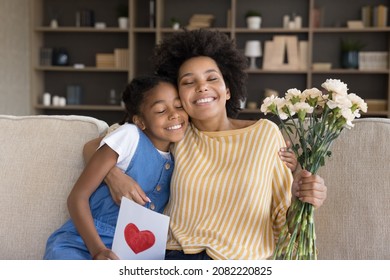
[40,47,53,66]
[263,37,284,70]
[262,41,275,70]
[227,9,232,28]
[362,4,388,27]
[376,5,388,27]
[187,14,215,29]
[312,7,323,28]
[274,36,287,64]
[286,36,299,69]
[298,41,308,70]
[114,49,129,69]
[149,0,155,28]
[262,36,301,70]
[361,5,372,27]
[359,52,388,70]
[365,99,387,112]
[96,53,115,68]
[75,9,95,27]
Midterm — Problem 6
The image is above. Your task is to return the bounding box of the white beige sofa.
[0,115,389,259]
[0,115,108,259]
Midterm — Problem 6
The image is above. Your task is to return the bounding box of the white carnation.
[327,94,352,110]
[285,88,304,104]
[321,79,348,96]
[302,87,324,107]
[348,93,368,113]
[341,107,355,128]
[294,102,314,114]
[276,98,293,120]
[260,95,279,114]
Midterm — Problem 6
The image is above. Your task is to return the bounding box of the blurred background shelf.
[30,0,390,124]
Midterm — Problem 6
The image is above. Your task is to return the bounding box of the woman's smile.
[194,96,216,105]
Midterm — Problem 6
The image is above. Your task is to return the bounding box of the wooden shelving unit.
[30,0,390,125]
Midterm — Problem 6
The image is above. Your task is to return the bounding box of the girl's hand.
[292,170,327,208]
[279,140,298,172]
[105,166,150,206]
[92,248,119,260]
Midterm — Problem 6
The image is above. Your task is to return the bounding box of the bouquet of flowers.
[260,79,367,259]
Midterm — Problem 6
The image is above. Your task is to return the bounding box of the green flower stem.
[273,197,318,260]
[297,203,308,258]
[310,106,331,158]
[277,117,298,152]
[273,199,318,260]
[285,203,305,259]
[310,128,340,173]
[297,118,309,169]
[307,205,314,258]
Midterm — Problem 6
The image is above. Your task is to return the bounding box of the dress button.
[165,163,170,170]
[156,185,161,191]
[150,203,155,210]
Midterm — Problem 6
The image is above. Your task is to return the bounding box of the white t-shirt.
[99,123,171,172]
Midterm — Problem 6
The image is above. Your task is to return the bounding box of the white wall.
[0,0,30,115]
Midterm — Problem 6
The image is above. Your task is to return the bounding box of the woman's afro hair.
[151,29,248,117]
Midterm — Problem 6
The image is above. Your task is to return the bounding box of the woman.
[85,29,327,260]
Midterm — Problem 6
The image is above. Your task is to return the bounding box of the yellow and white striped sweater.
[164,119,293,259]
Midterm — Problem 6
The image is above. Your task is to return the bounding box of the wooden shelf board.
[235,27,310,33]
[35,105,125,111]
[238,109,389,117]
[363,111,389,116]
[133,27,157,33]
[35,66,128,72]
[312,69,389,74]
[313,27,390,33]
[239,109,262,114]
[246,69,308,74]
[35,27,128,33]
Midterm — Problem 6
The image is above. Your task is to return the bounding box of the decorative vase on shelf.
[245,10,262,29]
[118,17,128,29]
[117,4,128,29]
[172,22,180,30]
[247,16,261,29]
[341,51,359,69]
[340,38,364,69]
[50,19,58,28]
[52,48,69,66]
[170,18,181,30]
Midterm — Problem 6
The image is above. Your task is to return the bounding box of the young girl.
[43,75,188,260]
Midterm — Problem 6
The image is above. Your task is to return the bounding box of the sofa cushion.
[316,118,390,259]
[0,115,108,259]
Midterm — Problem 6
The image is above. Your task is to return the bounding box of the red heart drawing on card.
[124,223,155,254]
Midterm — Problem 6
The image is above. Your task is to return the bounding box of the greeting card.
[112,197,169,260]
